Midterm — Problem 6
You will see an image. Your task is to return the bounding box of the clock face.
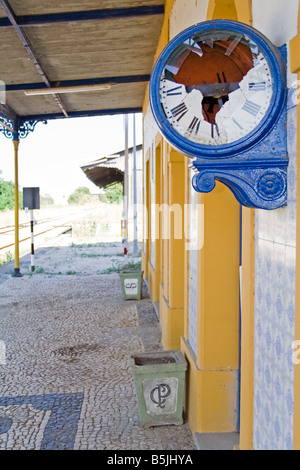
[157,28,274,147]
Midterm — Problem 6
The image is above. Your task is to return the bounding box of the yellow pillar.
[181,183,240,434]
[239,207,255,449]
[148,139,162,304]
[12,138,22,277]
[290,3,300,450]
[160,149,185,350]
[207,0,238,20]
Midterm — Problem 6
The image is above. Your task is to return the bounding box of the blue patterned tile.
[275,336,283,361]
[253,101,296,448]
[0,392,83,450]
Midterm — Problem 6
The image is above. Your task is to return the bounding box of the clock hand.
[225,36,242,56]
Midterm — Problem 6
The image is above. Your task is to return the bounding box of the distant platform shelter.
[81,144,144,240]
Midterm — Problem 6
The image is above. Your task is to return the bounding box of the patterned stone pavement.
[0,241,196,452]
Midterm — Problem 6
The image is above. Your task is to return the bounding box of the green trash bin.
[129,350,187,427]
[119,270,144,300]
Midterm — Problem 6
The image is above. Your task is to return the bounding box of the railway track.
[0,213,70,235]
[0,206,100,254]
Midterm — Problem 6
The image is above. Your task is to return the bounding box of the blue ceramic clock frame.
[149,20,288,209]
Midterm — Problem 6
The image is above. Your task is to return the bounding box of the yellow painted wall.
[158,146,186,349]
[239,207,255,450]
[148,139,162,303]
[181,183,240,434]
[181,338,239,433]
[196,185,240,371]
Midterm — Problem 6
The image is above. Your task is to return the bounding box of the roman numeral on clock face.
[249,82,266,91]
[187,116,201,134]
[242,100,261,116]
[171,102,188,121]
[166,85,183,97]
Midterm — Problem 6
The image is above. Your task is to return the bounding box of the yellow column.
[162,142,170,308]
[207,0,238,20]
[290,4,300,450]
[160,150,185,350]
[181,183,240,433]
[183,159,190,341]
[148,138,162,304]
[239,207,255,449]
[13,138,22,277]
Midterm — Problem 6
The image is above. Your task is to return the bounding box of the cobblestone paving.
[0,241,196,450]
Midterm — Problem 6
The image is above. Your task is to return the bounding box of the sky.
[0,113,143,205]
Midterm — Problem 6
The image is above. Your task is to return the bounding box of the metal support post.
[123,115,129,257]
[30,209,35,271]
[133,114,138,254]
[12,138,22,277]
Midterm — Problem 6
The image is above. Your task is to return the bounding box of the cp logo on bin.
[124,279,138,295]
[150,384,171,409]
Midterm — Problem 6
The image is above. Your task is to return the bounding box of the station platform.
[0,239,196,452]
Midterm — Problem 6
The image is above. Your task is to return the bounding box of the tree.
[40,194,54,206]
[67,186,92,205]
[105,182,123,204]
[0,172,23,211]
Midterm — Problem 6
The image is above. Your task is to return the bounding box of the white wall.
[169,0,209,38]
[252,0,299,87]
[252,0,298,450]
[143,1,299,448]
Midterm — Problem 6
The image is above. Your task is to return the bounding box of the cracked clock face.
[158,29,274,146]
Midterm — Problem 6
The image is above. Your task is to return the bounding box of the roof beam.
[0,0,68,117]
[0,102,17,122]
[6,74,151,92]
[0,5,165,27]
[19,107,143,123]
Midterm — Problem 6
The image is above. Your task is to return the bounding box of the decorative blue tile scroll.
[0,392,83,450]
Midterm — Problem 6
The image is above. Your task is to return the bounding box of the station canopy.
[0,0,166,123]
[81,144,142,188]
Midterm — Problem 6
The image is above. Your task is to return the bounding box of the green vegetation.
[0,251,13,266]
[0,172,23,211]
[35,267,44,274]
[99,259,141,274]
[104,182,123,204]
[67,187,94,205]
[40,194,54,205]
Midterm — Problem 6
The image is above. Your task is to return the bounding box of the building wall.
[250,0,298,450]
[142,0,300,449]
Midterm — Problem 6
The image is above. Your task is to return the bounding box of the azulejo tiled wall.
[253,87,297,450]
